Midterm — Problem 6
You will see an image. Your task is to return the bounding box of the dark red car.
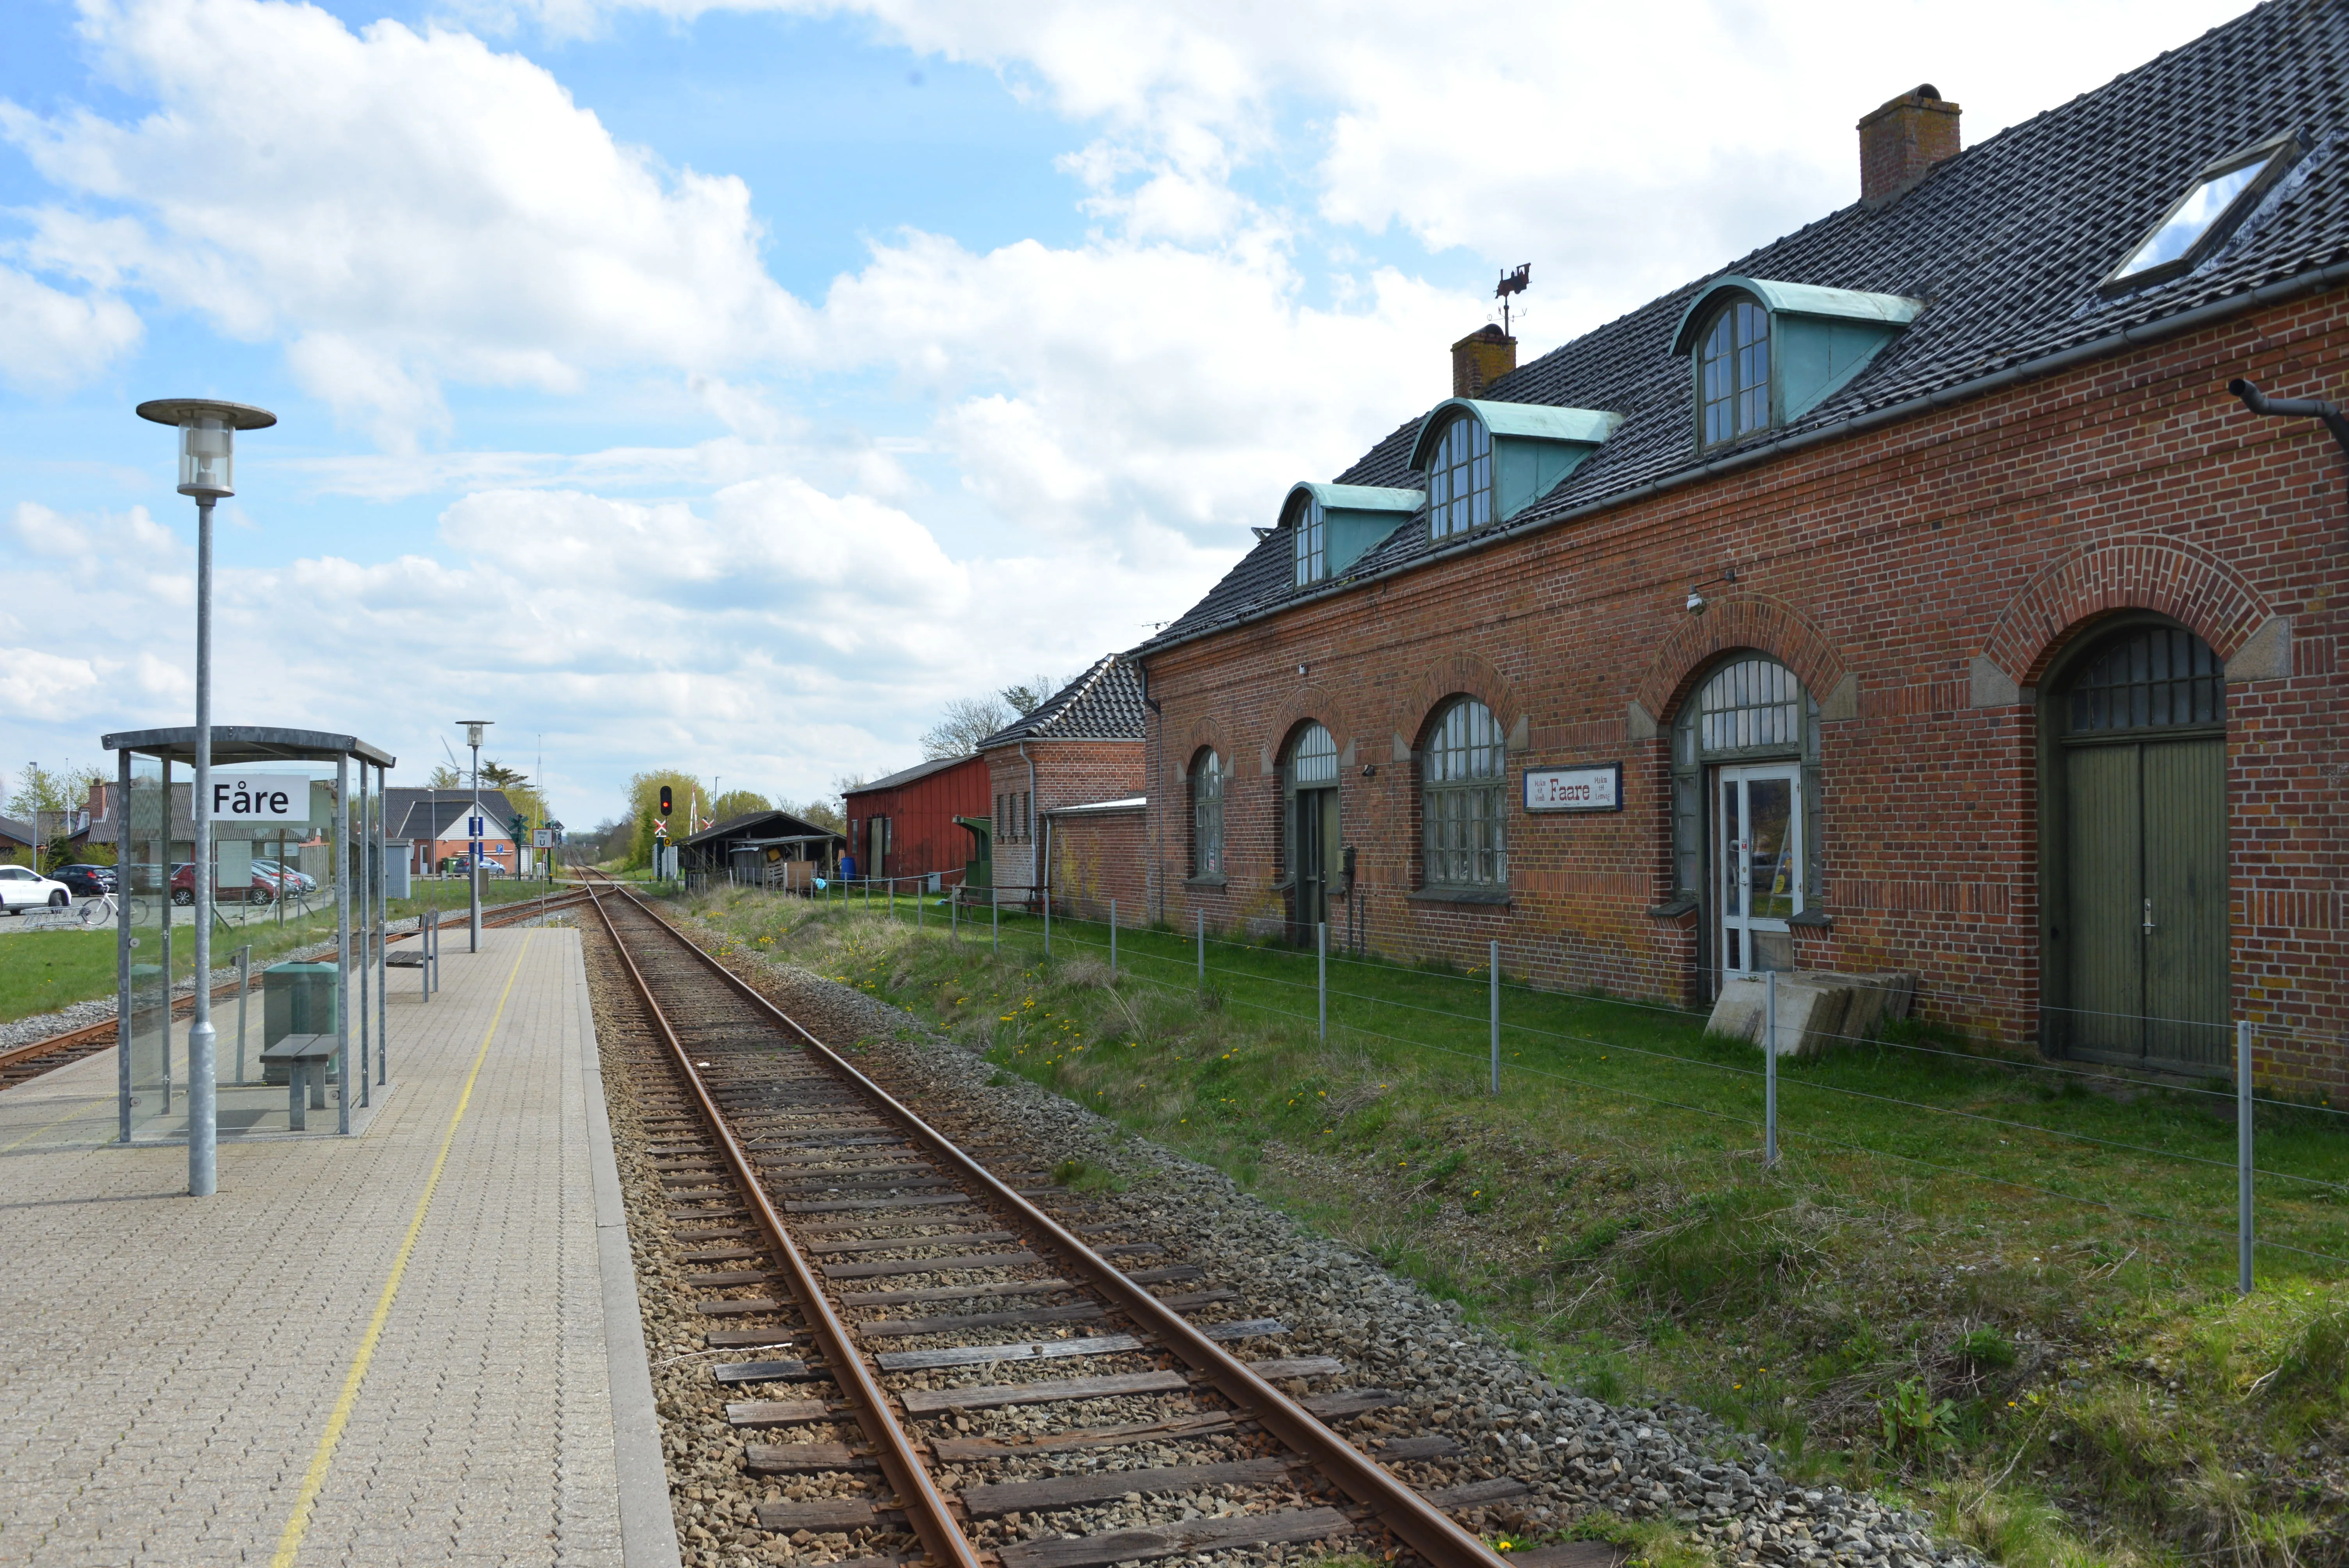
[169,862,283,907]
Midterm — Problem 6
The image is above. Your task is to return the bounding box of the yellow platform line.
[270,932,536,1568]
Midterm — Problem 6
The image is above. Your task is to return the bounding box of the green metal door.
[2061,743,2144,1059]
[2143,737,2229,1066]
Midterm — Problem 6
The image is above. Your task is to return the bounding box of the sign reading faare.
[1524,763,1622,813]
[212,777,305,821]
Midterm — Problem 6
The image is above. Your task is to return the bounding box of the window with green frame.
[1189,749,1224,877]
[1699,299,1770,447]
[1426,413,1493,538]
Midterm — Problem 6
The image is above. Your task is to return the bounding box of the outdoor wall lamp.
[134,396,276,1201]
[1684,566,1738,616]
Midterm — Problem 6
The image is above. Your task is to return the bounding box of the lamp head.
[459,720,492,748]
[136,398,276,499]
[1686,587,1707,615]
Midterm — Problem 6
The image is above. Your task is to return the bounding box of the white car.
[0,865,72,912]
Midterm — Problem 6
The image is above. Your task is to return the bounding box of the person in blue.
[838,850,858,882]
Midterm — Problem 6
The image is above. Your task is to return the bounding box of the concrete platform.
[0,927,678,1567]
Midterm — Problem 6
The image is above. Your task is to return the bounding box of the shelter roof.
[679,809,840,849]
[102,725,395,768]
[978,654,1146,747]
[1145,0,2349,651]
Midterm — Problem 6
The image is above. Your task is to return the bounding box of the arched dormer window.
[1672,276,1923,454]
[1289,492,1325,586]
[1700,299,1770,447]
[1426,412,1493,539]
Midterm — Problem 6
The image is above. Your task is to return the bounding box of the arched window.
[1421,698,1506,889]
[2061,624,2226,735]
[1699,299,1769,447]
[1426,413,1492,539]
[1189,750,1224,878]
[1290,493,1326,586]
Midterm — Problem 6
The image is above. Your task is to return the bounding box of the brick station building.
[977,653,1146,909]
[1134,5,2349,1092]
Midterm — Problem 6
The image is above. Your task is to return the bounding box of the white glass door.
[1716,764,1802,975]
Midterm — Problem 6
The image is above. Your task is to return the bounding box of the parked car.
[53,864,117,897]
[0,864,73,911]
[168,862,278,907]
[253,858,315,893]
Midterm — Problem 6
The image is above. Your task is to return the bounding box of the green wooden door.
[2062,743,2143,1059]
[2142,738,2229,1066]
[2057,736,2230,1067]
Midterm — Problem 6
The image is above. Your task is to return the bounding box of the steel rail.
[610,882,1512,1568]
[0,888,591,1076]
[584,881,983,1568]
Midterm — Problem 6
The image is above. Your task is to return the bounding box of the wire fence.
[765,877,2347,1288]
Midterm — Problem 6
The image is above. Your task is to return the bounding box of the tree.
[424,764,462,790]
[919,696,1011,759]
[623,770,706,869]
[1001,673,1065,716]
[708,789,772,824]
[480,759,528,789]
[4,761,103,869]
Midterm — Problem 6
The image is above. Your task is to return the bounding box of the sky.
[0,0,2256,829]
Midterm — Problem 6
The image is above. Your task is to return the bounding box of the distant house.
[382,788,520,875]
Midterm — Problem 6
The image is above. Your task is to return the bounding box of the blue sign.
[467,815,485,839]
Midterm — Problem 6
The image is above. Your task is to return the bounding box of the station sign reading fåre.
[1523,763,1623,813]
[212,777,305,820]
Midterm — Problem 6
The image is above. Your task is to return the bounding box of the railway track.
[0,886,592,1090]
[586,875,1546,1568]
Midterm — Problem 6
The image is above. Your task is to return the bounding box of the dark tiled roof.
[0,815,32,847]
[680,809,839,847]
[383,788,517,842]
[849,754,983,796]
[979,654,1147,747]
[1148,0,2349,650]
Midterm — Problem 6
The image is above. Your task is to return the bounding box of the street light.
[458,720,491,952]
[136,396,277,1200]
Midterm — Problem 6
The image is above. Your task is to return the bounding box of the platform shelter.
[102,725,396,1142]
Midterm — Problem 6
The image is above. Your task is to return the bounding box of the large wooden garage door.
[2050,624,2230,1069]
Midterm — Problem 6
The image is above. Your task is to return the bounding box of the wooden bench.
[260,1033,339,1130]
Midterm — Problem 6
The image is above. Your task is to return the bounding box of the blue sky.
[0,0,2253,828]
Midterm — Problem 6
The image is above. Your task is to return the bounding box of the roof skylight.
[2105,133,2301,291]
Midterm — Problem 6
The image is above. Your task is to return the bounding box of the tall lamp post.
[136,397,276,1198]
[459,720,491,952]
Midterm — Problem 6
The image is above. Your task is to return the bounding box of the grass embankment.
[0,876,574,1025]
[681,886,2348,1568]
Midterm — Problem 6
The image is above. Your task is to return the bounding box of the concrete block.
[1707,968,1917,1057]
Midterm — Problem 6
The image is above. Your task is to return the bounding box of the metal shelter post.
[336,753,351,1135]
[235,945,251,1085]
[377,763,389,1085]
[114,747,133,1146]
[357,762,371,1107]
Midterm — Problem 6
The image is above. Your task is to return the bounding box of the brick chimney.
[1859,85,1960,208]
[1451,324,1517,398]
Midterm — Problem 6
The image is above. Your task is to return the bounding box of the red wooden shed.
[842,754,990,886]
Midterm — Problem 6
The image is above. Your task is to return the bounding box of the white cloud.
[3,0,809,444]
[0,264,142,390]
[0,647,110,721]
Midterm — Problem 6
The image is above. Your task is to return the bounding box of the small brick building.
[1134,7,2349,1091]
[977,654,1147,909]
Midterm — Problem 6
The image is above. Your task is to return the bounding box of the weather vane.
[1496,264,1531,335]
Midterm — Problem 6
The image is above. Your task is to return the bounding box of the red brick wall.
[1045,807,1148,924]
[1142,288,2349,1094]
[983,739,1144,899]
